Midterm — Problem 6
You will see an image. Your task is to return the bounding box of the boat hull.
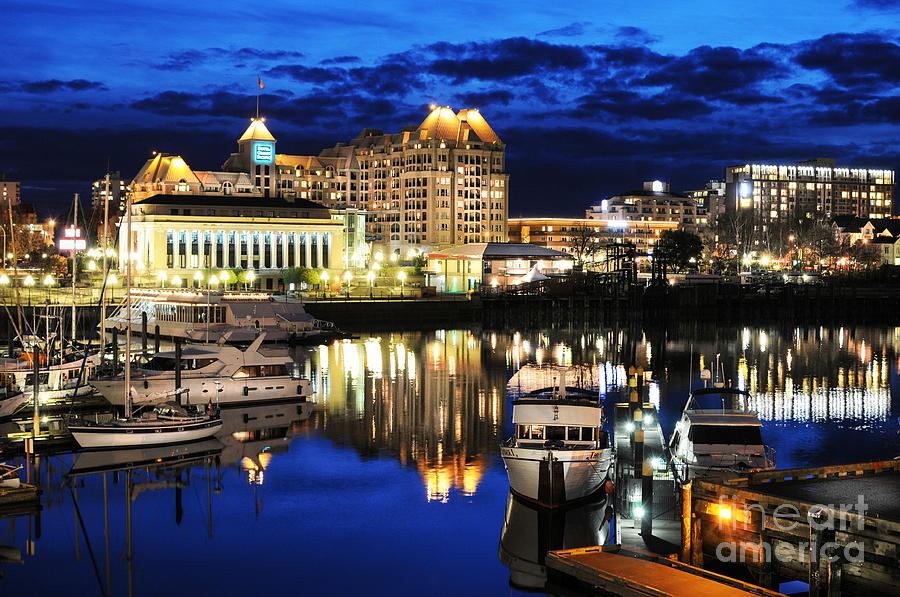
[68,418,223,449]
[500,446,613,507]
[91,376,312,408]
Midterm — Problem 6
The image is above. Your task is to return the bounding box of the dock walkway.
[547,546,785,597]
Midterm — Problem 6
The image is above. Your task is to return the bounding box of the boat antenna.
[688,343,694,392]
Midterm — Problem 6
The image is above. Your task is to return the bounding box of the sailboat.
[65,188,222,449]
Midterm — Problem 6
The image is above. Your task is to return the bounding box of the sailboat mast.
[100,174,109,358]
[124,190,132,418]
[71,194,78,343]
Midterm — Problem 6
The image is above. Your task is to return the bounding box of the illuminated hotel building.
[685,180,725,228]
[124,119,366,289]
[263,106,509,254]
[725,158,894,223]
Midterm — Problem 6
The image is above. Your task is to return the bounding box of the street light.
[171,275,182,287]
[246,270,256,289]
[24,274,34,304]
[398,270,406,297]
[157,271,167,287]
[320,271,329,298]
[343,271,352,297]
[367,270,375,298]
[193,271,203,288]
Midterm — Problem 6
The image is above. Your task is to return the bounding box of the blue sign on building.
[254,142,274,164]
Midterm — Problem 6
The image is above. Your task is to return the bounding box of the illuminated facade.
[685,180,725,228]
[264,107,509,254]
[427,242,572,292]
[508,216,679,259]
[124,194,350,290]
[725,158,894,223]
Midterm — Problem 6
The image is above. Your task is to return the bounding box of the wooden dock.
[547,545,785,597]
[687,459,900,595]
[0,483,40,510]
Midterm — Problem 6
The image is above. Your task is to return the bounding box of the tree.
[849,240,882,269]
[566,224,605,269]
[656,229,703,273]
[789,217,839,269]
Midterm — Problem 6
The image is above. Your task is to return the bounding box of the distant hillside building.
[724,158,894,223]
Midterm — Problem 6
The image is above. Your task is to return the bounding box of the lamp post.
[42,274,54,304]
[0,273,8,301]
[157,271,167,288]
[246,270,256,290]
[398,270,406,298]
[367,270,375,298]
[320,271,329,298]
[219,271,229,290]
[343,271,352,298]
[23,274,34,305]
[193,271,203,289]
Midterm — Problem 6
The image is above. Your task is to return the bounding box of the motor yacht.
[669,387,775,481]
[90,333,313,409]
[104,288,337,344]
[500,370,614,507]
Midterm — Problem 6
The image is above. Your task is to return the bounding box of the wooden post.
[174,338,182,406]
[141,312,147,357]
[641,458,653,538]
[809,510,824,596]
[759,504,775,588]
[691,513,702,567]
[681,481,692,563]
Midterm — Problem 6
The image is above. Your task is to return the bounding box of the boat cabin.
[511,399,607,449]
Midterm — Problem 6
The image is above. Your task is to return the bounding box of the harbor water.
[1,324,899,596]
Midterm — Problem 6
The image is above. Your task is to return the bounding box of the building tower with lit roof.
[223,118,277,197]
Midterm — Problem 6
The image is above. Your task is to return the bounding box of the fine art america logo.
[713,493,868,565]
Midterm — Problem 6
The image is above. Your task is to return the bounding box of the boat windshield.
[688,425,763,445]
[143,356,219,371]
[688,391,749,411]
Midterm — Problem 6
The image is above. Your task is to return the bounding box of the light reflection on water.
[0,325,898,596]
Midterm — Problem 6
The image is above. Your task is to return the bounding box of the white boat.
[0,463,23,489]
[669,387,775,481]
[500,371,614,507]
[0,352,99,419]
[104,288,337,344]
[90,333,313,408]
[66,188,222,450]
[498,491,611,591]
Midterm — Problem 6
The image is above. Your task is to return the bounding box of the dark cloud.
[426,37,590,83]
[154,47,304,71]
[454,90,515,107]
[636,45,784,100]
[537,22,591,37]
[320,55,361,65]
[851,0,900,8]
[794,33,900,90]
[573,90,715,120]
[615,26,659,45]
[2,79,108,93]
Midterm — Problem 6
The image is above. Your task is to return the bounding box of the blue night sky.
[3,0,900,216]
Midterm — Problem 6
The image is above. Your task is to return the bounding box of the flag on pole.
[258,75,264,89]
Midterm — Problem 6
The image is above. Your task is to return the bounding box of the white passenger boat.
[500,372,614,507]
[669,387,775,481]
[104,288,336,344]
[90,333,313,408]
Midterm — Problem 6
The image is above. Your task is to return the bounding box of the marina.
[0,323,897,595]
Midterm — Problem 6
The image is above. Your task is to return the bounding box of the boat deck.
[547,546,785,597]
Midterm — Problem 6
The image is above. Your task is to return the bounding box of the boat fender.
[604,479,615,495]
[243,413,249,423]
[144,380,149,389]
[604,506,613,522]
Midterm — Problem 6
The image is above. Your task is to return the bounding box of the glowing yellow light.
[23,275,34,287]
[0,274,8,285]
[42,274,54,286]
[718,505,732,520]
[157,271,166,281]
[171,275,181,286]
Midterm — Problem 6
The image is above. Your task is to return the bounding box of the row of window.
[516,424,606,444]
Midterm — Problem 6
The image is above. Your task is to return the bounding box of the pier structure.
[612,367,679,553]
[686,460,900,595]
